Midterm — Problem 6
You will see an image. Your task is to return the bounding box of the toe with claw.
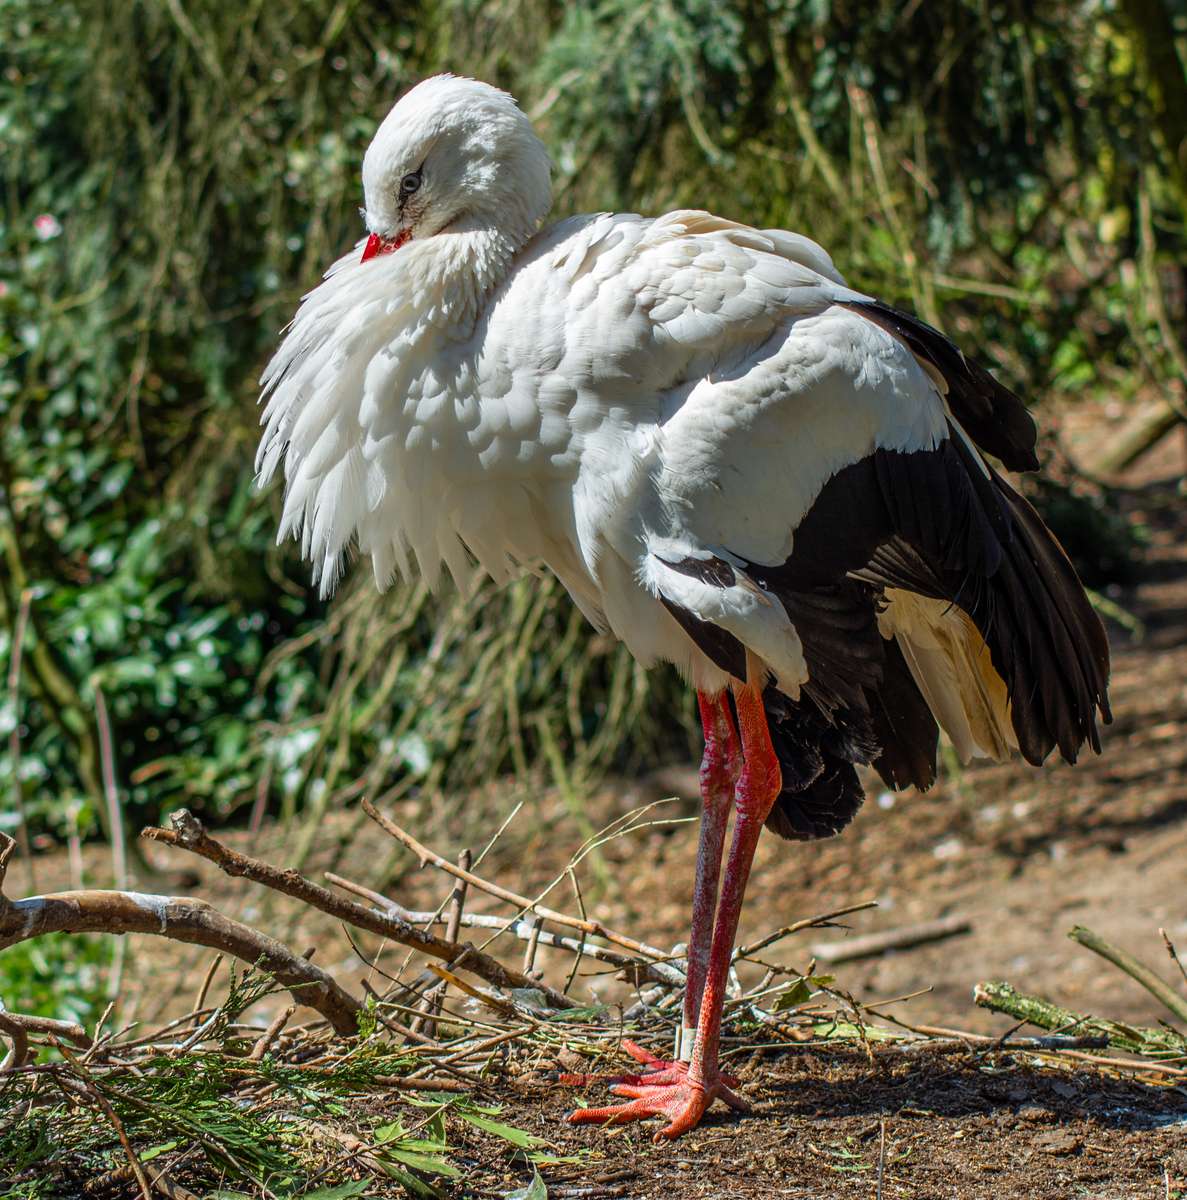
[563,1040,748,1141]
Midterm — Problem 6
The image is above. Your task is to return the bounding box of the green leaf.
[503,1171,548,1200]
[301,1185,371,1200]
[384,1148,461,1177]
[771,974,835,1011]
[460,1112,545,1149]
[138,1139,178,1163]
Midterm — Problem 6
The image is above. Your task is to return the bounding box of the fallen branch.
[363,797,668,960]
[884,1033,1110,1055]
[1089,400,1183,476]
[144,810,575,1010]
[0,831,360,1035]
[973,980,1187,1058]
[810,915,971,964]
[1068,924,1187,1027]
[0,883,363,1035]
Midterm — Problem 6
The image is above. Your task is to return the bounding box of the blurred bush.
[0,0,1181,842]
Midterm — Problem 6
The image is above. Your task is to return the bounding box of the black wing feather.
[839,299,1040,472]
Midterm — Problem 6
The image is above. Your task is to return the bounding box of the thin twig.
[809,915,970,964]
[249,1005,295,1062]
[733,900,879,960]
[328,873,685,988]
[145,809,575,1009]
[192,953,224,1014]
[423,848,471,1038]
[523,916,544,979]
[92,681,127,893]
[58,1044,153,1200]
[363,797,665,959]
[563,866,588,995]
[1160,928,1187,990]
[1069,926,1187,1027]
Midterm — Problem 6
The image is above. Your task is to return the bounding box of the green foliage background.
[0,0,1183,843]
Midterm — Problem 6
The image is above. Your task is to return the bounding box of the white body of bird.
[260,73,1108,807]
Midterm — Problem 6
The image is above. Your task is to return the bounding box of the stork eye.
[400,172,422,196]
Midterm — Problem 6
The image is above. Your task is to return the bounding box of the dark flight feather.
[839,299,1040,472]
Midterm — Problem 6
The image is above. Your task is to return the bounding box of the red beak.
[361,229,411,262]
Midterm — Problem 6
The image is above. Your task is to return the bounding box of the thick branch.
[143,810,575,1010]
[973,980,1187,1058]
[0,888,362,1035]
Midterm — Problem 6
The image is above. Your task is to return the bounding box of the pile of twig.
[4,804,1187,1197]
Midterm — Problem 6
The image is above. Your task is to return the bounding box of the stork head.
[359,75,552,262]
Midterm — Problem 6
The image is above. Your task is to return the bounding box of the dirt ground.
[493,1047,1187,1200]
[17,420,1187,1197]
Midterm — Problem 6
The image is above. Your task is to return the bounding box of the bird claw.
[563,1040,748,1140]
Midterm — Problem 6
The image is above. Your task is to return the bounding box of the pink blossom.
[33,213,62,240]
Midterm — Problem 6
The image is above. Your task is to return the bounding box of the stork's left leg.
[567,680,780,1140]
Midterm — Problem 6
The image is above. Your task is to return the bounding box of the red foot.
[562,1041,748,1141]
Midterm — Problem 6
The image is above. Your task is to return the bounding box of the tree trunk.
[1119,0,1187,220]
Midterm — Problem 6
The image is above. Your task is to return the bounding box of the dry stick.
[0,1010,92,1073]
[92,682,127,894]
[563,866,588,995]
[249,1005,296,1062]
[809,915,971,965]
[1044,1047,1187,1079]
[362,797,664,959]
[435,1025,527,1067]
[733,899,879,960]
[1068,925,1187,1027]
[418,848,471,1039]
[324,872,685,988]
[57,1044,153,1200]
[144,809,575,1010]
[192,953,224,1014]
[873,1031,1110,1055]
[523,916,544,979]
[0,878,361,1034]
[0,1014,29,1072]
[1160,928,1187,990]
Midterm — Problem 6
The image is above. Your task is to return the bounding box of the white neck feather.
[411,210,537,331]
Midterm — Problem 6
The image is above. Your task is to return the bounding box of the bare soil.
[17,425,1187,1197]
[488,1047,1187,1199]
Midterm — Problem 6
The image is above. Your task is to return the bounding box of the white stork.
[257,75,1110,1139]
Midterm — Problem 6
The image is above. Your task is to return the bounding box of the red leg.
[567,680,780,1139]
[561,691,738,1091]
[684,690,740,1032]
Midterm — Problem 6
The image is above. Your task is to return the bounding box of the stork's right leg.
[682,691,740,1039]
[564,690,739,1088]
